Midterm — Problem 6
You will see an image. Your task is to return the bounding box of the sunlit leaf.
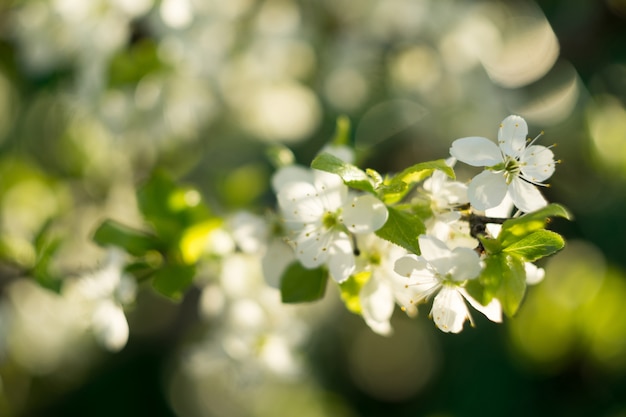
[179,219,223,264]
[503,230,565,262]
[381,159,454,203]
[498,203,571,248]
[480,253,527,317]
[339,271,371,314]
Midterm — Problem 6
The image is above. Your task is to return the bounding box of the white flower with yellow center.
[394,235,501,333]
[450,115,556,213]
[274,165,388,283]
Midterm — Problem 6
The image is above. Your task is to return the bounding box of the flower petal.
[431,285,469,333]
[498,115,528,157]
[448,247,481,281]
[271,165,313,192]
[277,182,325,226]
[262,239,295,288]
[91,300,129,352]
[450,136,502,167]
[520,145,556,182]
[342,194,388,234]
[360,275,394,336]
[460,288,503,323]
[525,262,545,285]
[314,170,347,212]
[327,233,355,282]
[418,235,454,276]
[468,170,508,210]
[508,178,547,213]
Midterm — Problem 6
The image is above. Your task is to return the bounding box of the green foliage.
[152,263,196,301]
[503,230,565,262]
[311,152,376,193]
[375,206,425,255]
[382,160,455,204]
[32,220,63,292]
[339,271,370,314]
[280,263,328,303]
[93,219,160,257]
[498,203,571,248]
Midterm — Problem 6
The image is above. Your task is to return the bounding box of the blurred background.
[1,0,626,416]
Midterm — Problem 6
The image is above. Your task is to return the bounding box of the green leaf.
[479,253,526,317]
[375,206,425,254]
[339,271,370,314]
[93,219,160,256]
[280,262,328,303]
[152,263,196,300]
[503,229,565,262]
[381,159,455,204]
[331,115,352,146]
[498,203,572,248]
[310,153,376,193]
[137,172,211,241]
[478,236,502,254]
[32,222,63,292]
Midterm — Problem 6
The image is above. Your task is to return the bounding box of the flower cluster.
[267,115,566,334]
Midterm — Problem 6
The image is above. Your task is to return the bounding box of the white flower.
[275,166,388,283]
[394,235,502,333]
[450,115,556,213]
[64,249,136,351]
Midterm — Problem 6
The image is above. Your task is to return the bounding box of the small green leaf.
[280,262,328,303]
[381,159,455,203]
[478,253,527,317]
[93,219,160,256]
[478,236,502,254]
[503,229,565,262]
[310,153,375,193]
[498,203,571,247]
[497,254,527,317]
[375,206,425,254]
[331,115,352,146]
[152,263,196,300]
[339,271,370,314]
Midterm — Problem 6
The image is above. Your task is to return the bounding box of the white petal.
[262,239,295,288]
[277,182,325,226]
[460,288,503,323]
[468,170,508,210]
[450,136,502,167]
[313,170,347,212]
[271,165,312,192]
[525,262,545,285]
[520,145,556,182]
[342,194,388,234]
[327,234,355,282]
[91,300,129,352]
[360,275,395,336]
[508,178,547,213]
[498,115,528,157]
[418,235,454,276]
[431,286,469,333]
[394,254,427,277]
[448,247,481,281]
[293,225,331,268]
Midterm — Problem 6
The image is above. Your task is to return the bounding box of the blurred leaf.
[280,262,327,303]
[331,115,351,146]
[503,230,565,262]
[339,271,370,314]
[266,144,295,169]
[311,153,376,193]
[108,39,164,87]
[93,219,160,256]
[152,263,196,301]
[32,220,62,292]
[375,206,425,255]
[137,172,211,242]
[498,203,571,248]
[179,219,223,264]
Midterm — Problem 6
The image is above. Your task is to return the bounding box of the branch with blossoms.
[85,114,570,348]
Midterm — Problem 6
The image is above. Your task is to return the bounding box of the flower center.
[503,156,521,184]
[322,211,339,229]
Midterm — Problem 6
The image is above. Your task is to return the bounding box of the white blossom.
[275,166,388,283]
[450,115,556,213]
[394,235,501,333]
